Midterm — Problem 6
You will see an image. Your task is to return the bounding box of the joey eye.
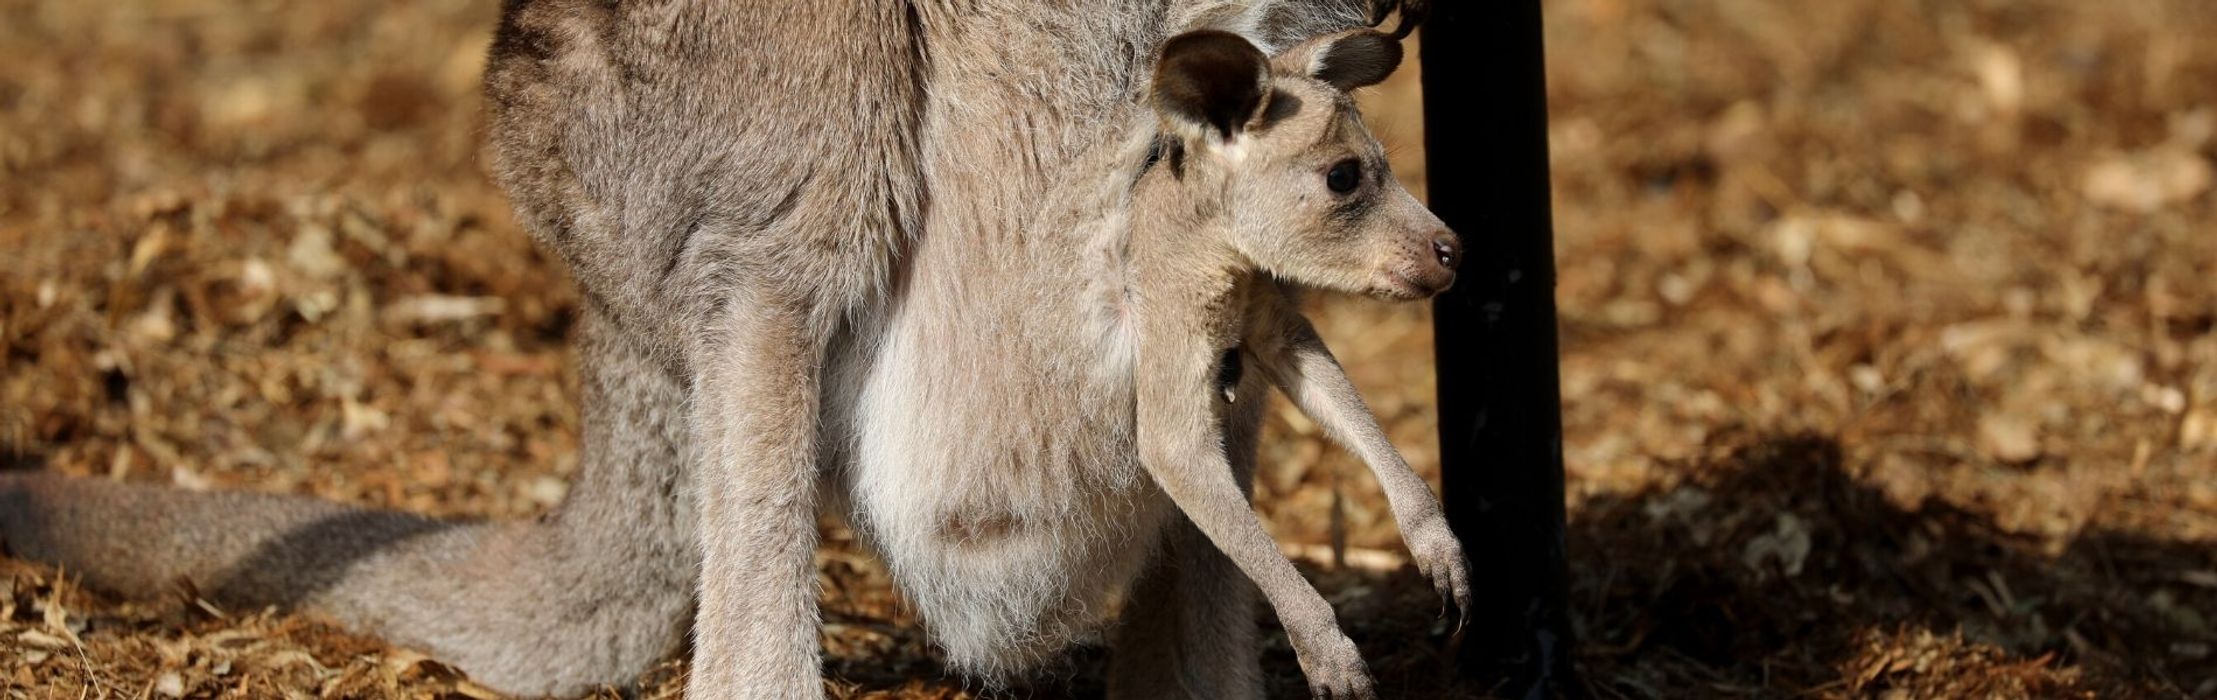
[1325,159,1361,194]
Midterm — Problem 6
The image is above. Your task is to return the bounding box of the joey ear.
[1274,30,1403,91]
[1370,0,1430,39]
[1152,30,1271,140]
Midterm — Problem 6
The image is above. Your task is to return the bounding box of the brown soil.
[4,0,2214,698]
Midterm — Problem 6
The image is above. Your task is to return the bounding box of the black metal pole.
[1421,1,1578,699]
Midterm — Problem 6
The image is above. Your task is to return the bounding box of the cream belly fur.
[838,201,1200,677]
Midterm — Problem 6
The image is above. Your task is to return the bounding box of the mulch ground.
[4,0,2214,697]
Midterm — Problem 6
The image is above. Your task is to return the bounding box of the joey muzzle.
[1388,229,1461,298]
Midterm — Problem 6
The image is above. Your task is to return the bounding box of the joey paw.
[1407,520,1473,629]
[1296,631,1376,699]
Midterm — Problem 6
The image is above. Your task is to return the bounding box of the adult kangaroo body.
[0,1,1416,697]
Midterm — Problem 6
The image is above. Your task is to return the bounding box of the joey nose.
[1408,232,1461,295]
[1431,232,1463,271]
[1388,231,1461,300]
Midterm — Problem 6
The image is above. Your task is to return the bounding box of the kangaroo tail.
[0,471,694,697]
[0,471,453,605]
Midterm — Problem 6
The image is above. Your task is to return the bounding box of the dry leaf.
[1977,412,2042,463]
[2083,149,2213,213]
[1741,513,1812,578]
[16,630,69,650]
[382,294,507,326]
[153,670,186,698]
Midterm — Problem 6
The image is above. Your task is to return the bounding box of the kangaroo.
[1125,29,1471,697]
[0,2,1432,698]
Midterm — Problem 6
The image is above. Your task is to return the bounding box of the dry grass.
[4,0,2216,697]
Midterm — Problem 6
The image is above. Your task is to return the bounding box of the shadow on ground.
[1542,430,2215,698]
